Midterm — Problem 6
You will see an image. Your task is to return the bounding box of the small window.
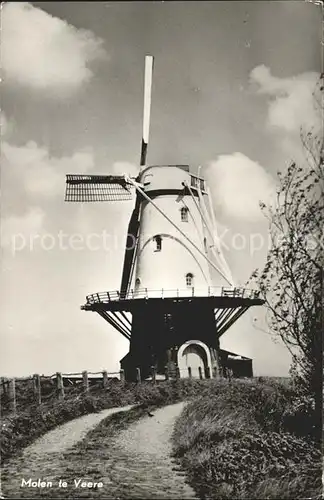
[154,235,162,252]
[180,207,189,222]
[186,273,194,287]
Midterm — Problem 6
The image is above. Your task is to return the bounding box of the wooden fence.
[0,365,205,414]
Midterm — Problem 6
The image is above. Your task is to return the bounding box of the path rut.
[26,405,135,455]
[108,402,196,499]
[2,402,197,499]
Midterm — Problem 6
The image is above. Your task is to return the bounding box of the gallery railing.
[85,286,261,304]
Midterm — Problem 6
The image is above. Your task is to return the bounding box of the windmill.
[65,55,264,381]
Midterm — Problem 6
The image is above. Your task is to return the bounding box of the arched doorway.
[177,340,213,379]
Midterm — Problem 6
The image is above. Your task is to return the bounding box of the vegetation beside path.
[1,378,208,464]
[172,378,322,499]
[2,376,321,499]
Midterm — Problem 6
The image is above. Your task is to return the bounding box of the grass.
[0,378,209,464]
[172,378,322,500]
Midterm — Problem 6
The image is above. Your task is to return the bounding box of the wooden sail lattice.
[65,175,134,202]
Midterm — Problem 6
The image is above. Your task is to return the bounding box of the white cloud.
[1,140,96,252]
[205,153,275,220]
[1,207,45,248]
[1,112,8,137]
[112,161,139,177]
[2,141,95,197]
[250,65,320,133]
[2,2,107,91]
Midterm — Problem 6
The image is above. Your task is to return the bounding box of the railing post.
[119,369,125,382]
[188,366,192,379]
[82,371,89,393]
[161,288,164,299]
[56,372,64,400]
[208,286,210,296]
[102,370,108,388]
[205,366,211,379]
[8,378,16,414]
[198,366,203,380]
[136,367,141,383]
[151,366,156,384]
[33,373,41,405]
[145,288,148,299]
[192,287,194,296]
[176,366,180,380]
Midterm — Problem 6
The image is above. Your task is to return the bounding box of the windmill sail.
[65,174,134,202]
[120,55,154,295]
[120,195,141,298]
[140,55,154,168]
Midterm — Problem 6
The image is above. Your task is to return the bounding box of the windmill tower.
[65,56,264,381]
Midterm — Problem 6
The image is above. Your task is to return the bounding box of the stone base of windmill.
[120,340,253,382]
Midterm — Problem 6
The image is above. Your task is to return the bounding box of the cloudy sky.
[1,1,322,377]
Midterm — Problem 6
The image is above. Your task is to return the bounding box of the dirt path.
[26,405,134,455]
[107,401,197,499]
[2,402,197,499]
[1,405,134,498]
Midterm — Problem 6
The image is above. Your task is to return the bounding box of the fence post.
[56,372,64,400]
[0,377,6,396]
[176,366,180,380]
[205,366,211,379]
[82,371,89,393]
[119,369,125,382]
[136,367,141,383]
[198,366,203,380]
[151,366,156,384]
[188,366,192,379]
[102,370,108,388]
[164,366,169,381]
[8,378,16,414]
[33,373,41,405]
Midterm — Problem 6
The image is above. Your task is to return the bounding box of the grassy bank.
[172,379,322,499]
[1,378,208,464]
